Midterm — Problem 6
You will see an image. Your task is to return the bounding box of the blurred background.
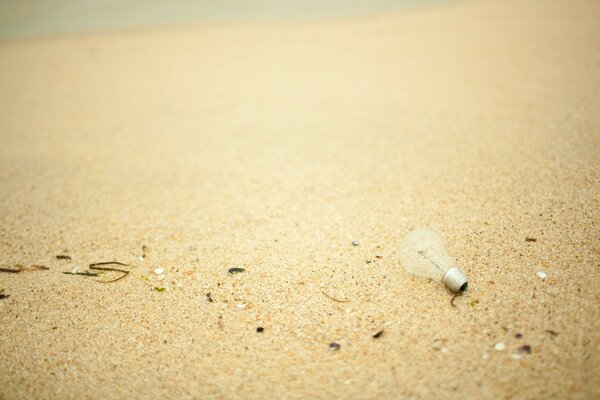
[0,0,444,39]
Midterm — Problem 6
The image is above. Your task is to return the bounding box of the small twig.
[89,261,130,283]
[56,255,72,261]
[0,267,21,273]
[63,271,99,277]
[0,265,48,273]
[321,290,350,303]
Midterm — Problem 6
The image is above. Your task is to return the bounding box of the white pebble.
[511,354,522,360]
[237,303,248,309]
[536,271,547,280]
[154,268,165,275]
[494,342,505,351]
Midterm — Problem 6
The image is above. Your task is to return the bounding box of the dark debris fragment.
[373,329,384,339]
[56,255,72,261]
[525,237,537,242]
[256,327,264,333]
[518,345,532,354]
[63,271,99,277]
[0,290,9,300]
[329,342,341,351]
[227,268,246,274]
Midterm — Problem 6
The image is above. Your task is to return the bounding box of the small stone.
[511,354,522,360]
[536,271,547,280]
[494,342,505,351]
[482,353,490,360]
[237,303,248,309]
[352,241,359,246]
[154,268,165,275]
[256,327,264,333]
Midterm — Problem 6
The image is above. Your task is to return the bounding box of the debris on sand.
[321,290,349,303]
[518,344,532,354]
[89,261,130,283]
[373,329,384,339]
[0,264,48,273]
[227,268,245,274]
[63,271,99,277]
[352,240,359,246]
[56,255,72,261]
[536,271,547,280]
[0,290,9,300]
[494,342,505,351]
[153,287,167,292]
[329,342,341,351]
[256,327,264,333]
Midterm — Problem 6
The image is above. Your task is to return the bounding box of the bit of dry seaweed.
[63,271,99,277]
[206,292,214,302]
[227,267,245,274]
[153,287,167,292]
[89,261,130,282]
[525,237,537,242]
[0,267,20,273]
[321,290,349,303]
[0,265,48,273]
[56,255,72,261]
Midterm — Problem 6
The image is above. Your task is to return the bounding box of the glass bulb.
[399,229,468,293]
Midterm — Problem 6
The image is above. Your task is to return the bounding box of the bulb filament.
[417,250,444,272]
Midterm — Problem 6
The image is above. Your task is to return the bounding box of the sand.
[0,0,599,398]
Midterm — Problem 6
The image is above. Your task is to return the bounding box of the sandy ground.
[0,0,599,398]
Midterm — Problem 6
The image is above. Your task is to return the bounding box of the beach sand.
[0,0,599,398]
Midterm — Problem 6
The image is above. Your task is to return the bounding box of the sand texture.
[0,0,599,398]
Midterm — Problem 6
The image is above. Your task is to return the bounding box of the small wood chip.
[373,329,384,339]
[525,237,537,242]
[256,327,264,333]
[518,345,532,354]
[56,255,72,260]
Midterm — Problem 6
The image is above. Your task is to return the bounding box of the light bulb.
[399,229,468,293]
